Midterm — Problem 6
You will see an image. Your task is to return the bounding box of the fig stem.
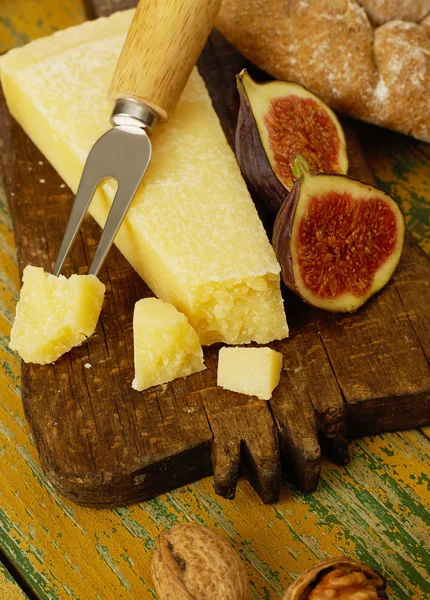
[236,68,255,101]
[291,155,312,179]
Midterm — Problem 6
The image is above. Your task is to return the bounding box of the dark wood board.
[0,0,428,507]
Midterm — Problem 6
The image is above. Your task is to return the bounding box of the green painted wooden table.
[0,2,429,599]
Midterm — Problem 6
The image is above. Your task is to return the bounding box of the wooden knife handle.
[108,0,222,122]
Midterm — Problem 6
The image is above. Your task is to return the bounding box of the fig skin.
[236,72,287,216]
[235,69,348,211]
[272,157,405,313]
[282,556,388,599]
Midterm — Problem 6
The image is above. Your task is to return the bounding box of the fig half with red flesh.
[273,157,405,312]
[236,69,348,209]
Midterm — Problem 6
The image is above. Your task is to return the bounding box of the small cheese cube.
[217,346,283,400]
[132,298,205,391]
[10,265,105,364]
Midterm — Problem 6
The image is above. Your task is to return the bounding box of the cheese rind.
[217,346,283,400]
[10,266,105,364]
[0,10,288,345]
[132,298,205,391]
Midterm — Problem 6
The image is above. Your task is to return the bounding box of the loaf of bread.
[216,0,430,142]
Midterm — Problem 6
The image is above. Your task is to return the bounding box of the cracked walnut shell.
[283,556,388,599]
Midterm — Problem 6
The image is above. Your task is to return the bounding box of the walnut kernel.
[308,569,380,599]
[282,557,387,599]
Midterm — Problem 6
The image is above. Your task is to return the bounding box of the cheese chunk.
[10,265,105,364]
[217,346,283,400]
[0,11,288,346]
[132,298,205,391]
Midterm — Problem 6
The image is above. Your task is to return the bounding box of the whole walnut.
[282,556,388,599]
[151,522,250,600]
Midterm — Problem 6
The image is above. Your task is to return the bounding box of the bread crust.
[359,0,430,25]
[216,0,430,142]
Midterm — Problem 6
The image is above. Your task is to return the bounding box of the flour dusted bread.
[359,0,430,25]
[217,0,430,142]
[373,20,430,141]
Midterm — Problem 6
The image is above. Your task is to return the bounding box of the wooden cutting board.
[0,0,429,508]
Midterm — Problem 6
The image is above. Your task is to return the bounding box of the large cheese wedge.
[10,266,105,364]
[132,298,205,391]
[0,10,288,346]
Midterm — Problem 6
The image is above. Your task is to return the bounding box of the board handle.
[108,0,222,123]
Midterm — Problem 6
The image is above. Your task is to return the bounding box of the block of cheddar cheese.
[0,10,288,346]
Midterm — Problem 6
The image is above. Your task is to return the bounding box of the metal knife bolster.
[111,98,159,134]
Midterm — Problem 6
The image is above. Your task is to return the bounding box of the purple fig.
[235,69,348,216]
[272,157,405,312]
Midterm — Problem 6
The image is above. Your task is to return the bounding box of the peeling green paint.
[94,538,131,592]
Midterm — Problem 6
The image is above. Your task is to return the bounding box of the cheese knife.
[53,0,222,277]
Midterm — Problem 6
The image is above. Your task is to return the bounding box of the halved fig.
[282,556,388,599]
[236,69,348,213]
[273,157,405,312]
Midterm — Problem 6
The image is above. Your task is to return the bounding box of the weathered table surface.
[0,2,429,599]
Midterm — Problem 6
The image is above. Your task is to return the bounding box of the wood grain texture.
[0,1,429,509]
[269,346,321,494]
[189,385,281,503]
[108,0,222,121]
